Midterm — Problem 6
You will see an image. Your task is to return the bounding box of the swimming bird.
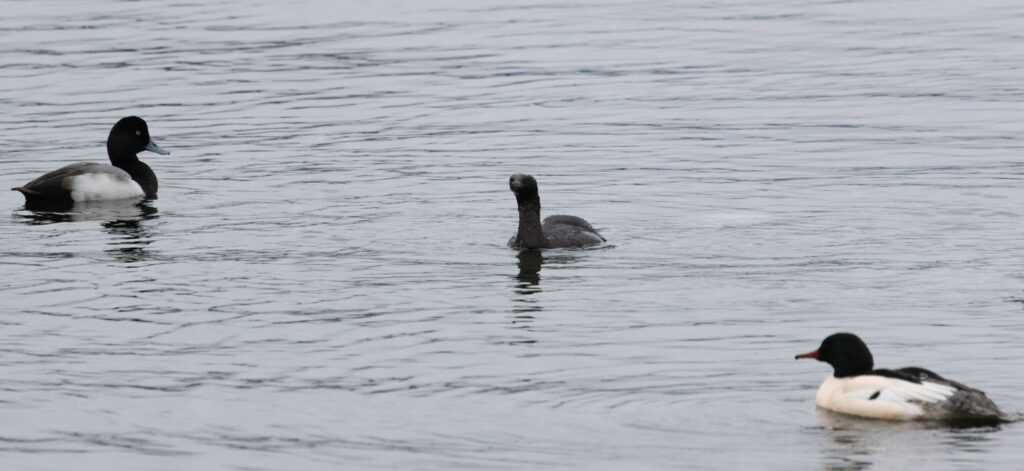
[508,173,605,249]
[795,333,1003,422]
[12,116,169,206]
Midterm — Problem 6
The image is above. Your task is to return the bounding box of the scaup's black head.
[509,173,540,207]
[107,116,169,164]
[795,332,874,378]
[107,116,169,198]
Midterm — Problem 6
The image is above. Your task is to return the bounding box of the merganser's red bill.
[795,349,819,360]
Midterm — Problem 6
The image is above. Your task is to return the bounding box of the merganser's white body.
[814,374,956,420]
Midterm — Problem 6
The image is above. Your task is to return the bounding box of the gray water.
[1,0,1023,469]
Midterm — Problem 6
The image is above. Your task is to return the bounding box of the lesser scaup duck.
[796,333,1003,422]
[12,116,169,205]
[508,173,605,249]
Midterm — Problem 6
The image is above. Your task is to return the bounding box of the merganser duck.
[508,173,605,249]
[12,116,170,207]
[795,333,1003,422]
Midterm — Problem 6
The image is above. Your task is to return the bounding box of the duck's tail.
[11,186,39,196]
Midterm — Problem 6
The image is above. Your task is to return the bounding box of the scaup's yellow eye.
[136,130,141,135]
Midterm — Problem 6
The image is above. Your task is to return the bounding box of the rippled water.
[1,0,1023,469]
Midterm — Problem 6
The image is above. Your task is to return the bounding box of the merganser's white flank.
[795,333,1003,422]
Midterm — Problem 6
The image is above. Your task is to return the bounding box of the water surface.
[1,0,1022,469]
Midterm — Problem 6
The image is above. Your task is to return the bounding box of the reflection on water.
[512,249,544,324]
[102,212,157,263]
[816,408,1008,432]
[510,250,591,323]
[816,408,1002,470]
[14,199,158,225]
[514,249,544,290]
[14,199,158,263]
[513,249,591,293]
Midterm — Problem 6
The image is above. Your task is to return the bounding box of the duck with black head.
[12,116,169,207]
[508,173,605,249]
[796,333,1004,423]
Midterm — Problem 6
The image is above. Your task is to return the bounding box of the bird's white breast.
[66,172,144,202]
